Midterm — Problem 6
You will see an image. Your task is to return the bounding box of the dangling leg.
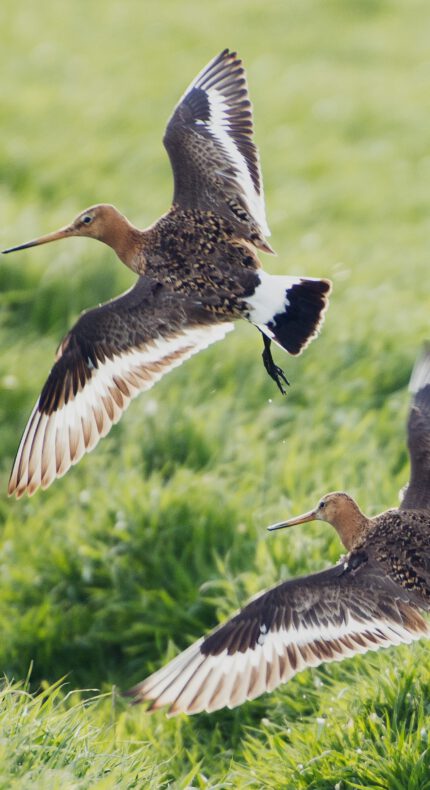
[261,333,289,395]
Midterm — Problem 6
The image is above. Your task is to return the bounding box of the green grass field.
[1,0,430,786]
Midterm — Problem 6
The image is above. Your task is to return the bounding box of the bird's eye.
[319,500,325,509]
[82,215,93,225]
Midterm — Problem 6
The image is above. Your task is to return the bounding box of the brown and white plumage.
[126,560,428,716]
[127,349,430,715]
[8,278,233,497]
[164,48,271,249]
[4,50,331,497]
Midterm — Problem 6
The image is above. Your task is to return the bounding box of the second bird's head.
[268,491,368,551]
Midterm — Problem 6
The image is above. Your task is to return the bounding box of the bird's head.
[2,204,125,251]
[2,204,141,270]
[268,491,369,551]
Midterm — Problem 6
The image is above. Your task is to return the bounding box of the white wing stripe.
[409,349,430,394]
[174,51,269,238]
[9,322,234,497]
[132,607,429,715]
[205,88,269,236]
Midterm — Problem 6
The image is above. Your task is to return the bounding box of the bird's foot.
[262,336,289,395]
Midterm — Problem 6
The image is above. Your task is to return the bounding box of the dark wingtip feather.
[122,684,147,705]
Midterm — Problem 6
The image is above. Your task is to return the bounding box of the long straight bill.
[2,226,71,254]
[267,509,318,531]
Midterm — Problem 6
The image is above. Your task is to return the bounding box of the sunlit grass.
[1,0,430,785]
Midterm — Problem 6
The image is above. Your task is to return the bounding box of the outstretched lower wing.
[401,346,430,510]
[126,561,428,715]
[164,49,270,248]
[9,277,233,498]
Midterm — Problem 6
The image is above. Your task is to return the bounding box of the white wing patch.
[409,346,430,395]
[203,87,269,237]
[128,607,429,715]
[9,322,234,498]
[177,50,270,238]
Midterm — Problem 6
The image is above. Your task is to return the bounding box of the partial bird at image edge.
[125,346,430,715]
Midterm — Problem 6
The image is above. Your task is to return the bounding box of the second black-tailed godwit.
[126,348,430,715]
[3,49,331,498]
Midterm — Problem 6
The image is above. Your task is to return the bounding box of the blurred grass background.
[1,0,430,786]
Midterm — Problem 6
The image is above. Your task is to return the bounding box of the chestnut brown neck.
[99,217,145,273]
[329,500,372,551]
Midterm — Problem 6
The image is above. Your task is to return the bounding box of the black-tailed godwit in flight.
[3,49,331,497]
[126,348,430,715]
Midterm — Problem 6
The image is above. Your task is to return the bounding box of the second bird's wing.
[164,49,270,247]
[8,276,233,498]
[401,346,430,510]
[126,560,428,715]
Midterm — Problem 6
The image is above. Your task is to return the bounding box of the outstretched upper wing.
[126,560,428,715]
[401,346,430,510]
[164,49,271,247]
[8,277,233,498]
